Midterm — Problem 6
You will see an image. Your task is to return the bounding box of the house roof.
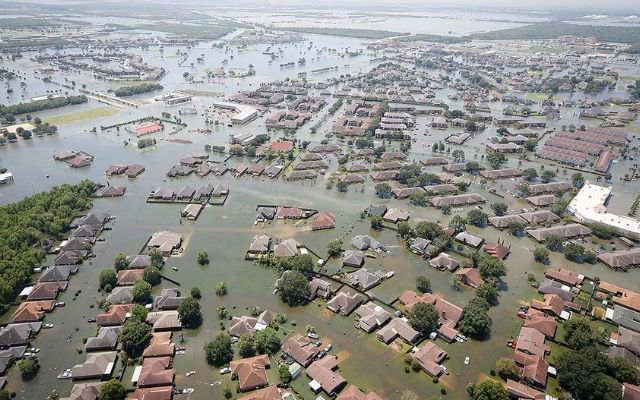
[146,311,181,331]
[136,357,174,388]
[282,333,320,367]
[61,382,103,400]
[523,309,557,339]
[97,304,133,326]
[311,212,336,230]
[327,292,364,316]
[455,268,485,288]
[71,351,117,380]
[429,253,460,271]
[377,317,419,344]
[143,332,175,358]
[412,342,447,376]
[506,379,545,400]
[249,234,272,253]
[27,281,67,300]
[230,354,270,391]
[85,327,121,351]
[117,269,144,286]
[336,385,384,400]
[273,239,301,257]
[228,311,274,337]
[306,355,346,395]
[516,327,549,358]
[130,386,173,400]
[238,386,290,400]
[342,250,365,267]
[0,322,41,347]
[355,302,392,333]
[106,286,134,304]
[12,300,55,323]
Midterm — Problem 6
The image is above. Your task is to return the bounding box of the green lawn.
[45,106,120,125]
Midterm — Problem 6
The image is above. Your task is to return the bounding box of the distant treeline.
[136,23,237,40]
[275,27,408,39]
[0,95,87,123]
[471,22,640,53]
[114,83,164,97]
[0,37,70,51]
[398,34,468,44]
[0,180,98,314]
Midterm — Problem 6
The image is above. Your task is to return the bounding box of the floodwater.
[1,26,640,400]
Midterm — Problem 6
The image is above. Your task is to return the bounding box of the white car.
[219,367,231,375]
[464,356,470,365]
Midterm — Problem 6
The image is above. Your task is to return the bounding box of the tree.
[149,248,163,268]
[584,250,597,264]
[120,319,151,357]
[540,170,556,183]
[545,234,564,251]
[197,250,209,265]
[467,209,488,227]
[442,204,452,215]
[215,281,228,296]
[277,271,310,306]
[132,280,151,303]
[17,358,39,381]
[556,347,620,400]
[487,152,507,169]
[449,215,467,234]
[327,239,342,258]
[191,287,201,299]
[476,282,499,306]
[291,254,313,273]
[130,304,148,322]
[523,138,538,151]
[522,168,538,181]
[178,297,202,328]
[336,181,348,192]
[491,203,508,216]
[415,221,445,240]
[0,391,9,400]
[397,221,412,238]
[143,266,161,286]
[98,269,117,290]
[205,333,233,367]
[407,302,439,335]
[254,326,281,355]
[466,379,508,400]
[478,253,506,280]
[564,243,585,262]
[608,356,638,384]
[507,221,525,236]
[458,296,492,338]
[591,223,616,239]
[113,252,128,271]
[564,318,594,350]
[496,358,520,380]
[571,172,585,188]
[370,215,383,230]
[98,379,126,400]
[279,364,292,384]
[409,191,428,207]
[416,276,431,293]
[465,161,482,173]
[237,334,256,357]
[533,246,550,263]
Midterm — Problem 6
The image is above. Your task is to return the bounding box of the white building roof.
[567,183,640,235]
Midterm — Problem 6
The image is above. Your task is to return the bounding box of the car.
[324,344,332,352]
[441,366,449,375]
[464,356,470,365]
[43,323,54,329]
[185,370,196,377]
[88,317,96,323]
[307,332,319,340]
[517,310,527,319]
[172,267,179,271]
[506,340,516,349]
[219,367,231,375]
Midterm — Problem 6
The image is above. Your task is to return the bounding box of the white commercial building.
[212,101,258,125]
[567,182,640,236]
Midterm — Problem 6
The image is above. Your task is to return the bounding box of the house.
[255,207,277,222]
[430,193,486,208]
[537,279,574,302]
[311,212,336,231]
[181,204,202,220]
[306,355,347,396]
[506,379,546,400]
[382,208,410,223]
[85,327,121,352]
[228,310,274,337]
[97,304,133,326]
[623,383,640,400]
[512,351,548,388]
[429,253,459,271]
[71,351,118,380]
[12,300,55,323]
[39,265,77,282]
[523,310,557,338]
[516,327,549,358]
[348,268,382,290]
[342,250,364,267]
[26,281,68,300]
[248,234,272,254]
[483,242,510,260]
[282,333,320,367]
[147,231,182,256]
[146,311,181,331]
[106,286,134,304]
[598,248,640,269]
[309,278,334,300]
[526,223,592,243]
[455,231,484,248]
[143,332,175,358]
[327,292,364,316]
[61,382,104,400]
[117,269,144,286]
[455,268,485,288]
[127,255,152,269]
[377,317,420,344]
[545,267,583,287]
[336,385,383,400]
[411,342,448,377]
[238,386,292,400]
[364,204,387,218]
[130,386,173,400]
[355,302,392,332]
[273,239,302,257]
[153,288,184,310]
[134,357,174,388]
[98,186,126,197]
[409,237,431,255]
[351,235,384,251]
[0,322,41,348]
[0,346,26,375]
[230,354,270,392]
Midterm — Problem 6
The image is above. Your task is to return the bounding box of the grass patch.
[525,92,559,101]
[135,23,236,39]
[46,107,120,125]
[178,89,223,97]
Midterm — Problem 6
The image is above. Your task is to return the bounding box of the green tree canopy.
[205,333,233,367]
